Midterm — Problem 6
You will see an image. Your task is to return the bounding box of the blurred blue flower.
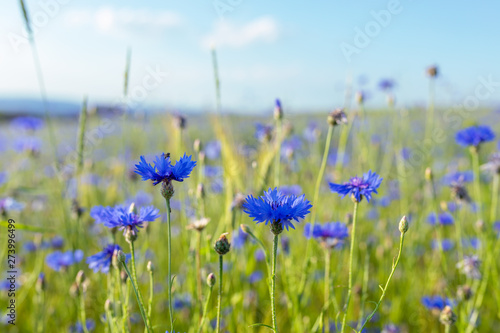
[463,238,481,250]
[303,121,320,143]
[173,293,192,310]
[13,137,42,154]
[304,222,349,249]
[378,79,395,91]
[442,171,473,185]
[254,123,273,142]
[243,188,312,231]
[431,239,454,251]
[205,140,221,160]
[69,319,95,333]
[281,236,290,255]
[382,324,400,333]
[51,235,64,249]
[0,172,7,186]
[254,249,265,262]
[134,153,196,185]
[457,255,481,279]
[125,191,153,207]
[204,165,223,178]
[10,116,44,131]
[455,125,495,147]
[46,250,84,271]
[0,197,26,213]
[248,270,264,284]
[329,170,382,203]
[427,212,454,226]
[279,184,303,196]
[281,136,302,159]
[421,296,452,312]
[232,229,249,249]
[86,244,130,273]
[90,204,160,236]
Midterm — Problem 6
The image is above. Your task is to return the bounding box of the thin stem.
[471,148,483,222]
[299,125,334,300]
[198,284,214,333]
[211,46,222,113]
[445,324,451,333]
[122,279,131,332]
[216,255,223,333]
[357,250,370,331]
[274,118,282,187]
[196,231,203,305]
[359,232,406,331]
[145,268,154,333]
[340,201,359,333]
[491,173,499,224]
[165,198,175,332]
[121,261,152,333]
[79,291,90,333]
[271,234,280,333]
[324,249,331,333]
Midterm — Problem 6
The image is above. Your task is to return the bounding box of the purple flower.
[45,250,84,271]
[303,121,320,143]
[205,140,221,160]
[254,123,274,142]
[421,296,452,312]
[378,79,395,91]
[248,270,264,284]
[456,255,481,279]
[304,222,349,249]
[10,116,44,131]
[90,204,160,236]
[455,125,495,147]
[329,170,383,203]
[13,137,42,154]
[427,212,454,226]
[134,153,196,186]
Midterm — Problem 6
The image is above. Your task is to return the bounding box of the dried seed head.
[327,108,347,126]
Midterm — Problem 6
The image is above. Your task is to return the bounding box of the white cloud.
[63,7,182,35]
[202,16,279,49]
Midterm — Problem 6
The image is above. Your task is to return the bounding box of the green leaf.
[0,221,50,232]
[248,323,275,331]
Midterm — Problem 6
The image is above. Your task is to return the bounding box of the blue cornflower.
[232,228,248,249]
[69,319,95,333]
[86,244,130,273]
[51,235,64,249]
[91,204,160,236]
[304,222,349,249]
[248,270,264,283]
[254,249,265,262]
[243,188,312,232]
[281,136,302,159]
[329,170,383,203]
[421,296,452,312]
[303,121,320,143]
[10,116,44,131]
[254,123,274,142]
[0,197,25,213]
[427,212,454,226]
[442,171,473,185]
[378,79,395,91]
[13,137,42,154]
[46,250,84,271]
[431,239,454,252]
[455,125,495,147]
[134,153,196,186]
[173,293,192,310]
[205,140,221,160]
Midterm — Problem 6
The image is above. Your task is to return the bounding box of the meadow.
[1,81,500,333]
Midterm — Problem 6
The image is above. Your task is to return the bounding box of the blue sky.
[1,0,499,113]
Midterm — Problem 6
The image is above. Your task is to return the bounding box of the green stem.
[324,249,331,333]
[471,148,483,222]
[359,232,406,332]
[122,279,131,332]
[274,118,282,188]
[165,198,174,332]
[491,173,499,224]
[340,201,359,333]
[357,250,370,331]
[196,231,203,305]
[299,125,334,301]
[216,255,223,333]
[271,234,280,333]
[145,268,154,333]
[445,324,451,333]
[197,284,214,333]
[128,242,152,332]
[425,78,435,143]
[121,261,152,333]
[79,290,90,333]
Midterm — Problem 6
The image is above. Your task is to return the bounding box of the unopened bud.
[147,261,154,272]
[214,233,231,255]
[194,139,202,153]
[425,167,433,181]
[117,250,127,264]
[207,273,216,287]
[439,306,456,326]
[125,228,138,243]
[399,216,409,234]
[274,99,283,120]
[161,180,175,200]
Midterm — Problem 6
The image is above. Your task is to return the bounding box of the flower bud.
[147,261,154,272]
[120,270,128,284]
[125,228,138,243]
[161,180,175,200]
[117,250,127,264]
[194,139,202,153]
[425,167,433,181]
[207,273,216,287]
[399,216,409,234]
[439,306,456,326]
[327,108,347,126]
[214,233,231,255]
[427,65,438,78]
[274,99,283,120]
[270,221,283,235]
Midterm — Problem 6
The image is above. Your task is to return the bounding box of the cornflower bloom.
[421,296,453,315]
[134,153,196,187]
[46,250,84,271]
[455,125,495,148]
[329,170,382,203]
[304,222,349,249]
[86,244,130,273]
[427,212,454,226]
